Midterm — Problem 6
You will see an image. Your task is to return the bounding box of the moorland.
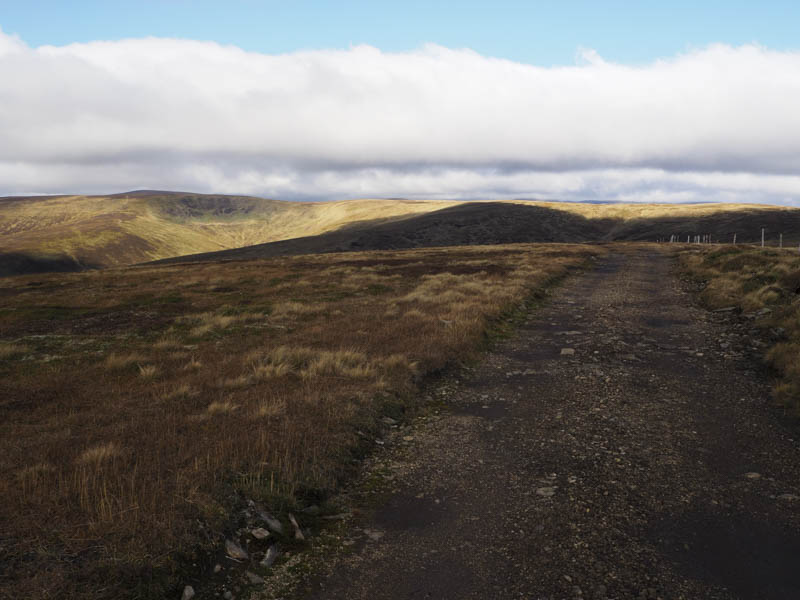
[4,191,800,276]
[4,192,800,599]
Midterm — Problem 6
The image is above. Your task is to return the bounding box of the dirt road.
[301,248,800,600]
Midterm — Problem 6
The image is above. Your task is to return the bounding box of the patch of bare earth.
[288,247,800,600]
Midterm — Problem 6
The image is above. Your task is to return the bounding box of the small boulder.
[260,544,280,568]
[225,539,249,560]
[258,511,284,535]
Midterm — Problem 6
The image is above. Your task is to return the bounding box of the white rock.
[258,511,284,535]
[364,528,385,541]
[225,539,249,560]
[181,585,195,600]
[260,544,280,568]
[560,348,575,356]
[288,513,305,541]
[251,527,270,540]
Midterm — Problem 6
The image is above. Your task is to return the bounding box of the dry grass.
[0,341,28,359]
[77,442,121,465]
[681,245,800,412]
[0,243,604,599]
[104,353,145,369]
[7,191,800,277]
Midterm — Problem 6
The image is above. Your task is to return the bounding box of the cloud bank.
[2,28,800,203]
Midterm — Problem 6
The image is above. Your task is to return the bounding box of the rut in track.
[297,247,800,600]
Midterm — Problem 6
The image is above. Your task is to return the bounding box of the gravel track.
[301,247,800,600]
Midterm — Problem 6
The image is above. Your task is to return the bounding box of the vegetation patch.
[0,243,604,599]
[681,245,800,413]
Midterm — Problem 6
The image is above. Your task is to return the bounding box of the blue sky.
[3,0,799,65]
[2,1,800,203]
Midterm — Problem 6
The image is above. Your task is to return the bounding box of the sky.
[2,1,800,203]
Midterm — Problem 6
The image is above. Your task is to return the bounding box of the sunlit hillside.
[3,191,800,276]
[0,191,459,275]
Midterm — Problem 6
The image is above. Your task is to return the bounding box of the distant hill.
[2,191,800,275]
[153,201,800,266]
[0,191,458,276]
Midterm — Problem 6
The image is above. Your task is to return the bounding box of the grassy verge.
[680,244,800,411]
[0,243,604,599]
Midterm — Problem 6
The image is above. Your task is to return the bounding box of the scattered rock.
[536,486,557,497]
[744,472,762,480]
[288,513,305,541]
[181,585,195,600]
[382,417,398,426]
[245,571,265,584]
[778,493,800,501]
[560,348,575,356]
[251,527,270,540]
[260,544,280,568]
[223,591,234,600]
[213,563,222,573]
[258,511,284,535]
[402,435,415,442]
[364,528,385,541]
[225,539,249,560]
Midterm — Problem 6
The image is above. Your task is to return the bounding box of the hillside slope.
[4,191,800,275]
[0,192,457,275]
[154,201,800,266]
[152,202,609,264]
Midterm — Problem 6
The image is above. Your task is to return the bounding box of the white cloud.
[1,27,800,203]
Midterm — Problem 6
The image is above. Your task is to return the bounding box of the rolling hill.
[153,200,800,266]
[3,191,800,275]
[0,191,458,276]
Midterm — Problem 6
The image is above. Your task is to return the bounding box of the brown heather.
[0,243,602,599]
[681,245,800,412]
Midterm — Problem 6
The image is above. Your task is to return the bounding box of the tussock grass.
[153,335,183,350]
[0,242,603,599]
[182,356,202,371]
[138,363,158,378]
[206,400,239,415]
[104,352,145,369]
[77,442,121,465]
[180,311,240,337]
[0,342,28,359]
[682,245,800,413]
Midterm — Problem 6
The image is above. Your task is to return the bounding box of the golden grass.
[0,242,604,599]
[0,341,28,358]
[7,191,800,276]
[77,442,121,465]
[104,353,145,369]
[138,363,158,378]
[681,245,800,413]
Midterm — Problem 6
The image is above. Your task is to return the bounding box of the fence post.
[733,233,737,244]
[762,228,765,248]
